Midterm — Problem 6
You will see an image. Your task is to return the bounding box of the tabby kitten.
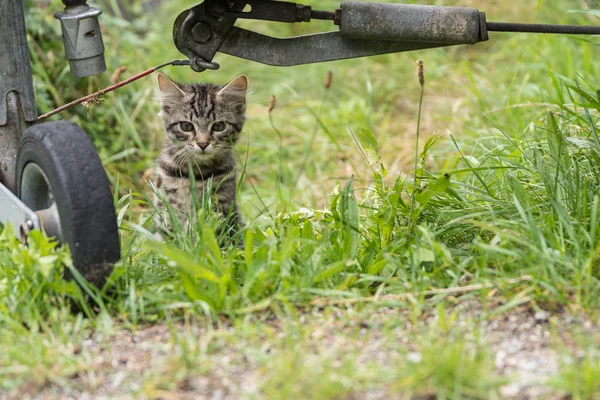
[152,72,247,236]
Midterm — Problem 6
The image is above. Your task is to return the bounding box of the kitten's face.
[157,73,247,164]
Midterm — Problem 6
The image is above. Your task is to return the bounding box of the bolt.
[20,221,33,244]
[191,23,212,44]
[334,8,342,26]
[295,4,311,22]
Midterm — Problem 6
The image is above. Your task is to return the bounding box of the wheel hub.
[20,162,64,242]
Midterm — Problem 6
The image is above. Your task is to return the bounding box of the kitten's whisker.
[179,152,188,170]
[222,154,233,169]
[215,152,227,168]
[224,154,234,170]
[171,146,186,159]
[220,152,235,170]
[173,149,189,170]
[179,151,191,170]
[174,147,189,164]
[171,151,184,168]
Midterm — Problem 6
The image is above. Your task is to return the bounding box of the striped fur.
[152,73,247,237]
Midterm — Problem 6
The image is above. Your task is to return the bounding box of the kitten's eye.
[179,122,194,132]
[211,121,227,133]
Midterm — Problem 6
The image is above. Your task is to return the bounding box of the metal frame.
[0,0,37,192]
[0,0,41,238]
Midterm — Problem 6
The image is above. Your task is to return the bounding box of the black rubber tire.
[16,121,120,287]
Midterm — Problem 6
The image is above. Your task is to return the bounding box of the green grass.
[551,349,600,400]
[1,0,600,397]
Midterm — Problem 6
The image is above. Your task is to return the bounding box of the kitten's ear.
[218,75,248,100]
[157,72,185,107]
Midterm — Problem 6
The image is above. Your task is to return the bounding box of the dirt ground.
[14,300,598,400]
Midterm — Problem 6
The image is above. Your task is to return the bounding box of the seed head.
[324,71,333,89]
[111,65,127,85]
[268,95,276,114]
[416,60,424,87]
[82,94,103,109]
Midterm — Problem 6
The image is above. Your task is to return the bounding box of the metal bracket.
[0,182,41,242]
[55,3,107,77]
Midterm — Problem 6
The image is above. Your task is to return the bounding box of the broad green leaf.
[358,128,387,176]
[313,261,345,283]
[202,226,224,270]
[180,270,212,304]
[38,255,58,277]
[358,128,379,161]
[340,177,360,260]
[0,223,18,246]
[244,228,254,265]
[421,136,440,161]
[413,174,451,218]
[148,242,220,283]
[302,219,315,240]
[232,298,272,314]
[507,175,531,210]
[367,259,386,275]
[329,182,341,221]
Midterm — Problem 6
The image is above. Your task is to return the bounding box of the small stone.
[495,350,507,369]
[500,383,521,398]
[534,311,548,322]
[407,352,422,363]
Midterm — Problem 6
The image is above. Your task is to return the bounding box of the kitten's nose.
[197,142,209,150]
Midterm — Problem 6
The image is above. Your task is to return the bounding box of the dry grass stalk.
[310,275,534,306]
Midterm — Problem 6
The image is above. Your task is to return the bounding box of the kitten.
[152,72,247,237]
